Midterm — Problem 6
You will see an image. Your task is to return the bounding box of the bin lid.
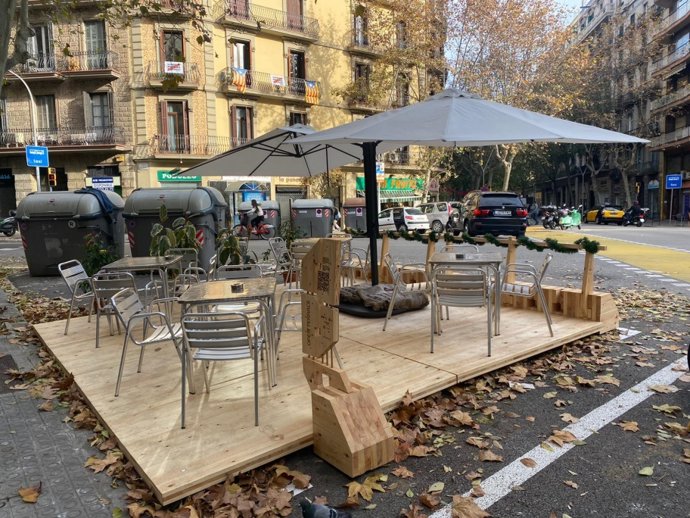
[238,200,279,212]
[124,187,227,216]
[15,191,124,220]
[292,199,335,209]
[343,197,366,208]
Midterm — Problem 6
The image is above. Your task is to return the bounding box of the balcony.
[573,6,613,43]
[657,1,690,40]
[213,0,319,42]
[0,125,128,154]
[138,134,234,160]
[651,43,690,77]
[6,50,119,82]
[650,125,690,149]
[345,84,382,114]
[346,33,381,57]
[146,62,201,90]
[650,83,690,112]
[220,68,321,103]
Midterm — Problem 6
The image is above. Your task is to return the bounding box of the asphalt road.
[1,229,688,517]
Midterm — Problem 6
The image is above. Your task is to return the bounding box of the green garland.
[342,227,600,255]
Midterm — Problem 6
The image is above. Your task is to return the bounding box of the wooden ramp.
[33,295,615,505]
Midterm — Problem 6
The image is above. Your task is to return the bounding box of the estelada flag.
[304,80,319,104]
[232,67,247,93]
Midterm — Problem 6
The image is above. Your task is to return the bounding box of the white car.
[378,207,429,232]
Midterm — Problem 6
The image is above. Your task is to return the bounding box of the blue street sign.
[665,173,682,190]
[25,146,49,168]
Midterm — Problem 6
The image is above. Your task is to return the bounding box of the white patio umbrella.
[289,89,649,284]
[171,123,396,178]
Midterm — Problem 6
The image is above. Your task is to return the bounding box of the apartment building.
[0,2,133,215]
[650,0,690,219]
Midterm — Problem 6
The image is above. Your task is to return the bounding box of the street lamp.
[7,69,41,192]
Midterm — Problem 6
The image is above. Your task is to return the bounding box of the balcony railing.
[652,43,690,74]
[574,7,613,42]
[14,52,57,73]
[0,126,124,147]
[220,67,320,101]
[147,134,233,156]
[347,33,382,55]
[650,125,690,148]
[146,62,201,87]
[61,50,119,72]
[214,0,319,39]
[659,1,690,32]
[650,83,690,111]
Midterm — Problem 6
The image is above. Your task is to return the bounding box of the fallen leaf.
[526,416,536,422]
[479,450,503,462]
[638,466,654,476]
[653,404,681,415]
[451,410,475,426]
[649,384,678,394]
[563,480,579,489]
[466,436,488,449]
[392,466,415,479]
[406,488,415,498]
[38,400,54,412]
[520,458,537,468]
[420,492,441,509]
[18,483,41,503]
[548,429,578,447]
[451,495,490,518]
[617,421,639,432]
[560,413,579,424]
[428,482,444,494]
[543,391,558,399]
[596,374,620,387]
[470,484,485,498]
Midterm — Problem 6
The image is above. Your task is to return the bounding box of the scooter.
[0,210,17,237]
[559,206,582,230]
[623,208,645,227]
[541,206,559,229]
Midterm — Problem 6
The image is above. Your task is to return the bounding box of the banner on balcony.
[271,74,286,91]
[164,61,184,75]
[232,67,248,93]
[305,80,319,104]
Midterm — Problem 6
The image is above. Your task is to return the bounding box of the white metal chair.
[268,237,298,286]
[501,253,554,337]
[382,253,430,332]
[58,260,94,336]
[111,288,183,397]
[91,271,138,348]
[215,263,262,280]
[431,266,492,355]
[180,311,269,428]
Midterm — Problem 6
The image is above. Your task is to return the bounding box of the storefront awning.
[357,189,421,202]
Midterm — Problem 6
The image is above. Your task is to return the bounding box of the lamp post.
[7,69,41,192]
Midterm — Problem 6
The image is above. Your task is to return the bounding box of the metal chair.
[443,243,479,253]
[110,288,182,397]
[382,253,430,331]
[431,266,492,355]
[58,260,94,336]
[268,237,298,286]
[167,247,199,272]
[91,271,138,348]
[501,253,554,337]
[180,311,269,428]
[215,264,262,280]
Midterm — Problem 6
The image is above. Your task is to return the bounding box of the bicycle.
[232,220,276,240]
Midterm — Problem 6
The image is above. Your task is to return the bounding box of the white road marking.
[672,283,690,288]
[618,327,641,340]
[429,359,686,517]
[659,278,676,282]
[645,274,663,278]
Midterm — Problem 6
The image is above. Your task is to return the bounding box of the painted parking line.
[429,359,686,517]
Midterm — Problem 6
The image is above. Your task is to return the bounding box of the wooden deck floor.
[34,296,613,504]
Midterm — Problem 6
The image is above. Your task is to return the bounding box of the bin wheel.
[259,225,275,240]
[2,228,15,237]
[233,224,248,238]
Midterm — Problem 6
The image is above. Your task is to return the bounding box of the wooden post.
[580,250,595,317]
[426,238,436,270]
[379,234,390,281]
[504,237,517,283]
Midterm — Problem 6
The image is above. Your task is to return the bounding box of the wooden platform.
[33,290,616,504]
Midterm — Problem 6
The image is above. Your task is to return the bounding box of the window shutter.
[230,106,237,143]
[248,107,254,139]
[107,92,114,128]
[159,31,166,65]
[160,100,168,135]
[83,92,93,128]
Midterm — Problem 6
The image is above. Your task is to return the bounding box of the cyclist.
[248,199,264,230]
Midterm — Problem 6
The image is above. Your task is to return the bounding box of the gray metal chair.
[431,266,492,356]
[58,260,94,336]
[91,271,137,348]
[268,237,298,285]
[501,253,554,336]
[110,288,182,397]
[443,243,479,253]
[180,311,269,428]
[215,264,262,280]
[167,247,199,272]
[382,253,429,332]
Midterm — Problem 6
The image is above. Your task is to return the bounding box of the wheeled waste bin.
[238,200,281,230]
[290,199,334,238]
[343,198,367,232]
[15,189,125,276]
[123,187,227,271]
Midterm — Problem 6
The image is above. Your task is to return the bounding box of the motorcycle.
[559,205,582,230]
[623,207,646,227]
[541,206,559,229]
[0,210,17,237]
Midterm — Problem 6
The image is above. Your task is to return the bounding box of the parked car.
[378,206,429,232]
[584,205,625,224]
[418,201,462,233]
[459,191,528,237]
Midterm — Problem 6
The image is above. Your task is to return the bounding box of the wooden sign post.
[301,238,394,478]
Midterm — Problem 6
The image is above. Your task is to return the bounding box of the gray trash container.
[290,199,334,238]
[343,198,367,232]
[238,200,280,230]
[123,187,227,271]
[15,190,125,276]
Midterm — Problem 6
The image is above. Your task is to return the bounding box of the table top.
[103,255,182,271]
[429,251,503,266]
[178,277,276,305]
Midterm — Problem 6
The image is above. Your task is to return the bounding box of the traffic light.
[47,167,57,186]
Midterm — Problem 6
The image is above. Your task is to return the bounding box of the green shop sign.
[157,170,201,183]
[355,176,424,190]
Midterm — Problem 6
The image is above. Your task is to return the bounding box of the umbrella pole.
[363,142,379,285]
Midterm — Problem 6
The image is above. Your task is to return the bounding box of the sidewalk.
[0,276,126,517]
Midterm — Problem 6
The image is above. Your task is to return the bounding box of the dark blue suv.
[459,191,528,237]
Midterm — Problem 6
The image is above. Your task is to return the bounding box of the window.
[289,111,307,125]
[354,62,370,100]
[84,21,107,69]
[227,0,249,18]
[289,50,305,79]
[286,0,304,30]
[160,100,189,151]
[232,40,251,70]
[354,12,368,46]
[36,95,57,130]
[231,106,253,145]
[162,30,184,63]
[396,21,407,49]
[90,93,112,128]
[0,99,6,132]
[27,25,54,70]
[395,75,410,107]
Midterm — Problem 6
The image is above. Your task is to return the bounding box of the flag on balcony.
[305,80,319,104]
[232,67,248,93]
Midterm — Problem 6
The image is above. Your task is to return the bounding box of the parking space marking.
[429,359,686,517]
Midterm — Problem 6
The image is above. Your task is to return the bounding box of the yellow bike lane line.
[525,228,690,283]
